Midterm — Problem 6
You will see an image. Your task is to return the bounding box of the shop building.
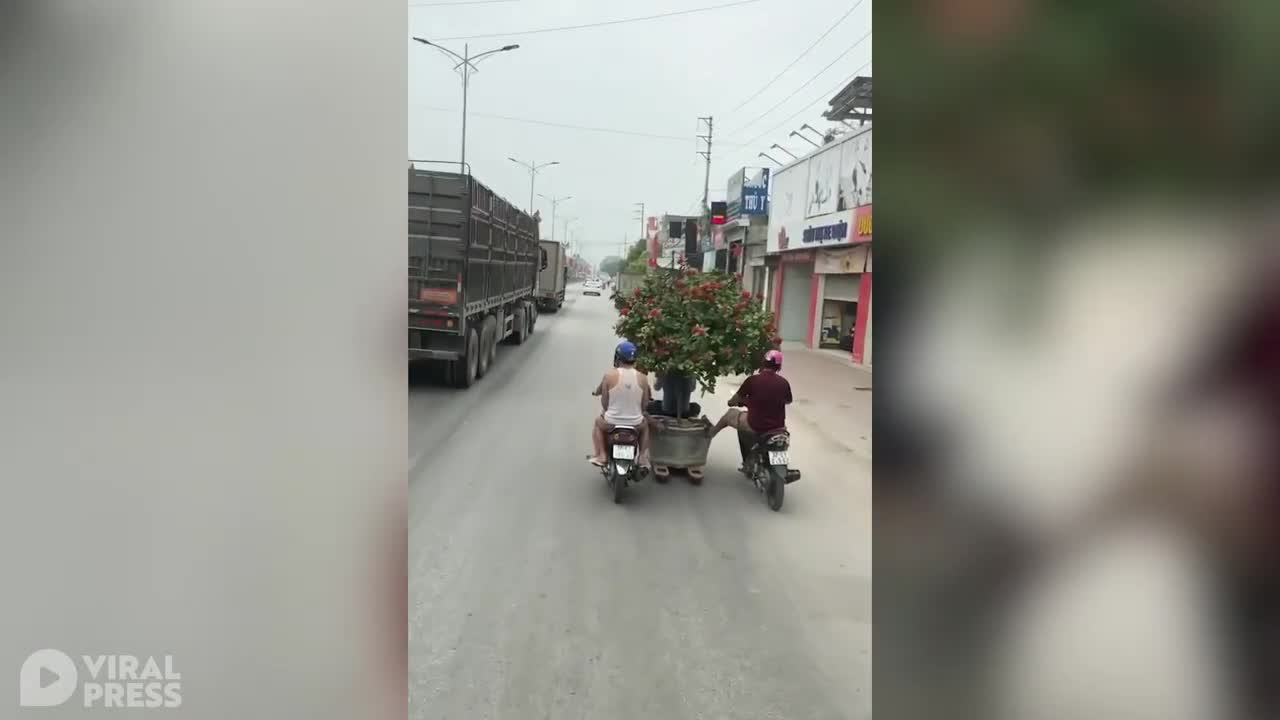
[763,120,872,366]
[718,167,771,294]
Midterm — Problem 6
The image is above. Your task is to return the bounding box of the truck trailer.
[536,239,568,312]
[408,166,540,388]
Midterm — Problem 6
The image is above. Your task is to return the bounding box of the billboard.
[767,126,872,253]
[726,167,770,221]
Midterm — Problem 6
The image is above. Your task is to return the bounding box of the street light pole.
[412,37,519,173]
[561,216,578,247]
[539,194,572,242]
[509,157,559,215]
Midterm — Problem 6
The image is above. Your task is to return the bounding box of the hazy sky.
[409,0,871,265]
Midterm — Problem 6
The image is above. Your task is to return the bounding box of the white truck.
[536,240,568,312]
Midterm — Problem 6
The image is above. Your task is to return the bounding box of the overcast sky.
[409,0,871,265]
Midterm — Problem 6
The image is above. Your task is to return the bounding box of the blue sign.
[741,168,770,216]
[726,167,770,220]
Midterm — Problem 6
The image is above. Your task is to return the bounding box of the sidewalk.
[698,345,872,462]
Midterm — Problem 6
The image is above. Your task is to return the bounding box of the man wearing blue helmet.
[590,340,651,467]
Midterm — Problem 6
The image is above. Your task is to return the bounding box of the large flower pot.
[648,416,711,470]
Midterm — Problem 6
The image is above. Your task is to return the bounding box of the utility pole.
[697,116,713,216]
[697,116,714,270]
[632,202,645,259]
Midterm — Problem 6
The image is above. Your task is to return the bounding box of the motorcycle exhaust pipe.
[785,469,801,484]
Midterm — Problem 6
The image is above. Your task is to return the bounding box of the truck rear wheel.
[452,329,479,388]
[476,321,492,378]
[511,307,528,345]
[486,317,498,367]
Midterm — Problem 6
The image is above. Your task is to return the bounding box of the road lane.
[409,286,871,720]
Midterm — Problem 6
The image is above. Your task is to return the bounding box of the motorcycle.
[739,429,802,511]
[592,383,643,504]
[602,425,641,504]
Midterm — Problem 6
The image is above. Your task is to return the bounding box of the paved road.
[409,287,871,720]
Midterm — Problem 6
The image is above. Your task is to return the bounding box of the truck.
[408,165,540,388]
[535,239,568,312]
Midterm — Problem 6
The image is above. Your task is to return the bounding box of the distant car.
[583,280,604,296]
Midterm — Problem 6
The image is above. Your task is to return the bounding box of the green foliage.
[599,255,625,276]
[613,269,779,394]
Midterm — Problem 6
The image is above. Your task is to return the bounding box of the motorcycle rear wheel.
[611,465,626,504]
[766,466,786,511]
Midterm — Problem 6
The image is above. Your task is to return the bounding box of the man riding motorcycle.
[708,350,792,470]
[589,341,651,468]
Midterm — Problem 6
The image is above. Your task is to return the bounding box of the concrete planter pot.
[648,416,712,470]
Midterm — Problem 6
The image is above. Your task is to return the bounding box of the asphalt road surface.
[409,286,871,720]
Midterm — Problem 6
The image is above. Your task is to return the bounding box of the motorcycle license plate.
[768,450,790,465]
[612,445,636,460]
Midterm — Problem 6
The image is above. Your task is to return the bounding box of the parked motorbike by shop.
[739,429,801,511]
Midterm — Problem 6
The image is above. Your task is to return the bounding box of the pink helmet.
[764,349,783,369]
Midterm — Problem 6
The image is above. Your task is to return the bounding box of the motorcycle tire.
[766,466,786,511]
[612,464,626,505]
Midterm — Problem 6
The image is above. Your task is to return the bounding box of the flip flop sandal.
[687,468,704,485]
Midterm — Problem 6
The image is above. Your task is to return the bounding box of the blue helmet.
[615,340,637,362]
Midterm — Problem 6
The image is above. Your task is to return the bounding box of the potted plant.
[613,268,779,418]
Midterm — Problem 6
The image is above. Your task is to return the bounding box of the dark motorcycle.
[739,429,801,511]
[602,425,641,504]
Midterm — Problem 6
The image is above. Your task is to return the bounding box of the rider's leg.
[590,416,608,464]
[638,422,651,467]
[736,428,755,469]
[708,408,742,437]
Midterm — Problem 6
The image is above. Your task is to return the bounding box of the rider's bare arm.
[640,373,652,412]
[599,370,614,411]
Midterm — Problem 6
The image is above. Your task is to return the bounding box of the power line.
[409,0,516,6]
[734,60,871,154]
[433,0,761,41]
[415,104,748,145]
[726,29,871,139]
[727,0,864,113]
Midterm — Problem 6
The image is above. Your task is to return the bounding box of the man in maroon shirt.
[709,350,792,469]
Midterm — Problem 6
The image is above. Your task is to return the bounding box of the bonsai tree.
[613,269,780,412]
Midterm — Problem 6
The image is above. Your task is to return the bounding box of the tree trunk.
[660,372,695,418]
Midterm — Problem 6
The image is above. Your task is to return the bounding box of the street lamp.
[560,215,578,246]
[770,143,799,160]
[412,37,519,173]
[539,193,572,241]
[758,151,783,166]
[509,157,559,214]
[790,130,821,149]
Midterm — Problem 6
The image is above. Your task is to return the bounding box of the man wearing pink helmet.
[708,349,792,470]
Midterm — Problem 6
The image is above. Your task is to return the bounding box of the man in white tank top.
[590,341,651,467]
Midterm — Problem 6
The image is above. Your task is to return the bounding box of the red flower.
[692,324,707,336]
[771,336,783,346]
[619,307,631,316]
[648,308,662,319]
[633,288,642,297]
[741,291,752,300]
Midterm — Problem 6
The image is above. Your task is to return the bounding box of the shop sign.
[726,167,770,221]
[767,127,871,253]
[854,205,872,242]
[801,219,850,245]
